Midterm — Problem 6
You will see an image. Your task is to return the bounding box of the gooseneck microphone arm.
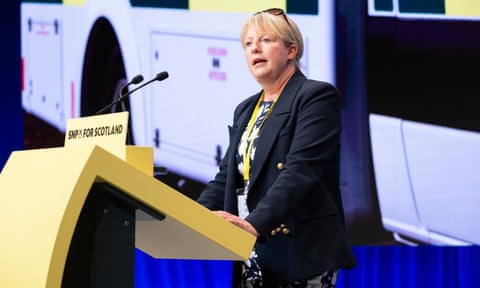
[119,74,144,112]
[96,73,144,115]
[95,71,169,115]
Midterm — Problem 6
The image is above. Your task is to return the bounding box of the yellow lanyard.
[242,93,278,182]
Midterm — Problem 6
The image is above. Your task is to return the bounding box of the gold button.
[276,162,285,170]
[280,224,286,228]
[282,228,290,235]
[271,230,277,236]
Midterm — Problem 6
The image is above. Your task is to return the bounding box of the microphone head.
[154,71,169,81]
[131,74,144,84]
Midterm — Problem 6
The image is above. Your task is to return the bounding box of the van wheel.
[80,17,134,144]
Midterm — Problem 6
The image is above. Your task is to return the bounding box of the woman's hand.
[213,210,259,237]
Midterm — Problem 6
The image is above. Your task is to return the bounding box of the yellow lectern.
[0,144,255,287]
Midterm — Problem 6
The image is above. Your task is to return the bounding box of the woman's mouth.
[253,58,266,66]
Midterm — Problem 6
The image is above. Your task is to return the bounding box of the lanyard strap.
[242,93,278,182]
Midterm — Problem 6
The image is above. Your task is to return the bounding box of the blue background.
[2,1,479,287]
[134,247,480,287]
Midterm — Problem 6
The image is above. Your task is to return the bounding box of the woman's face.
[243,27,296,84]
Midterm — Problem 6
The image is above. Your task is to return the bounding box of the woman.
[197,8,356,288]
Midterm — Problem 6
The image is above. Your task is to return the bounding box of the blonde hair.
[240,10,304,69]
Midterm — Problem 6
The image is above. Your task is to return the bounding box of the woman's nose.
[250,41,261,53]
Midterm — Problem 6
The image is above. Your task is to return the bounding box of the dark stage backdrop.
[2,1,479,287]
[0,0,23,167]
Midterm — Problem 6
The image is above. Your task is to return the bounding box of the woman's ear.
[287,44,298,60]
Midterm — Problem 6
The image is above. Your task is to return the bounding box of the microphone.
[122,71,169,100]
[117,71,169,110]
[96,71,168,115]
[96,74,144,115]
[130,74,145,84]
[120,74,144,97]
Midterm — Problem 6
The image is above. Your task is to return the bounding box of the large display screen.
[21,2,332,176]
[21,0,480,246]
[368,0,480,245]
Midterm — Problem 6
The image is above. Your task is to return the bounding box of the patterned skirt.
[241,250,339,288]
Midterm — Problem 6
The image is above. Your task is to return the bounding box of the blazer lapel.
[231,93,261,149]
[248,71,307,188]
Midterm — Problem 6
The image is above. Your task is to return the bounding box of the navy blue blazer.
[197,71,356,286]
